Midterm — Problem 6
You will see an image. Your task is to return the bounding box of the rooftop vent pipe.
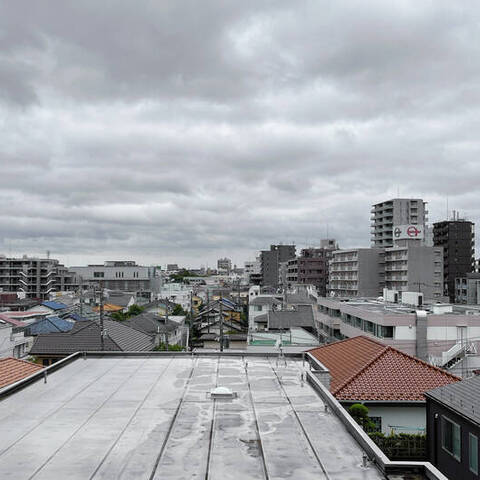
[210,386,236,399]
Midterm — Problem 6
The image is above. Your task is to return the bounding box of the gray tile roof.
[199,333,217,341]
[426,374,480,426]
[123,312,178,335]
[198,320,243,333]
[227,334,247,341]
[105,293,134,308]
[285,293,316,305]
[267,305,314,329]
[254,313,268,323]
[29,319,154,355]
[249,297,282,306]
[101,319,154,351]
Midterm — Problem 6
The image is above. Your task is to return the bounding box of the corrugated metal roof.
[42,301,68,311]
[0,314,27,327]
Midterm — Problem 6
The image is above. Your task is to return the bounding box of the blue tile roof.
[42,301,68,311]
[26,316,75,335]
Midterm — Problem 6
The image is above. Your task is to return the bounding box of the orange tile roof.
[92,303,124,313]
[308,336,460,402]
[0,357,43,389]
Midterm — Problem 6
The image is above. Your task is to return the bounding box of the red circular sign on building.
[407,226,421,237]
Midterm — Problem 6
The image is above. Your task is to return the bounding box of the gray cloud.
[1,0,480,267]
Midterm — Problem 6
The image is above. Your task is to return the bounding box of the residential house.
[26,300,69,316]
[0,310,52,326]
[253,304,315,332]
[0,357,43,390]
[0,293,39,311]
[248,296,282,330]
[0,317,32,359]
[196,299,243,330]
[24,316,75,335]
[123,312,186,347]
[425,375,480,480]
[197,319,243,337]
[308,336,459,434]
[29,319,154,365]
[104,292,136,312]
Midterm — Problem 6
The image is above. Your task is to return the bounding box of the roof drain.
[210,386,237,399]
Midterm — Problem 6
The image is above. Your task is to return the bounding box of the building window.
[94,272,104,278]
[363,320,375,335]
[369,416,382,432]
[442,416,461,461]
[470,433,478,474]
[379,325,394,338]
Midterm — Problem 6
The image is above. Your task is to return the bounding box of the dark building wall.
[433,220,475,302]
[427,397,480,480]
[260,245,296,288]
[297,248,332,296]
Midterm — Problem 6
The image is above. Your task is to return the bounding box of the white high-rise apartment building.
[371,198,428,248]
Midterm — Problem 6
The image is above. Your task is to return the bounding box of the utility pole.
[99,280,105,351]
[219,297,224,352]
[165,297,169,351]
[207,289,210,334]
[79,277,84,316]
[190,290,193,322]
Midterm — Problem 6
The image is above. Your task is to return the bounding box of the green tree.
[171,304,185,316]
[154,343,184,351]
[348,403,376,431]
[111,311,126,321]
[127,304,144,317]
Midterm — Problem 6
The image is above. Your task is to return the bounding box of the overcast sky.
[1,1,479,268]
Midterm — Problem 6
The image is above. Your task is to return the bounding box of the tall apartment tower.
[260,244,296,289]
[433,214,475,302]
[371,198,428,248]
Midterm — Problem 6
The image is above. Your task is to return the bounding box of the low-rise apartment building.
[316,296,480,370]
[384,244,444,300]
[434,217,475,302]
[329,243,444,301]
[260,244,296,289]
[69,261,160,292]
[0,255,78,299]
[456,272,480,304]
[329,248,384,297]
[297,247,335,296]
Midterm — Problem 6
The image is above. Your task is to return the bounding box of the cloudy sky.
[1,1,479,268]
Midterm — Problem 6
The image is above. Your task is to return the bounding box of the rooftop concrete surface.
[0,355,385,479]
